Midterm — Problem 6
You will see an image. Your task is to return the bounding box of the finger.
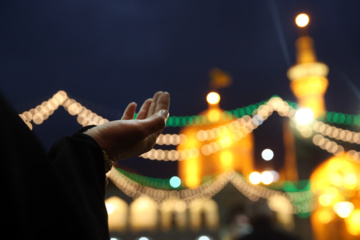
[136,98,152,120]
[147,91,163,117]
[121,102,137,120]
[153,92,170,116]
[141,109,168,136]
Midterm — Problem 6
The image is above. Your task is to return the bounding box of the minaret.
[287,13,329,118]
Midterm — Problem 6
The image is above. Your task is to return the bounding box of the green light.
[137,98,360,128]
[169,176,181,188]
[339,113,345,124]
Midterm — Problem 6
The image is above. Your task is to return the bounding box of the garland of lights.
[106,167,315,215]
[19,90,360,165]
[20,91,360,128]
[114,166,315,215]
[19,90,360,216]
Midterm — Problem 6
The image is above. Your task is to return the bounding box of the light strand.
[312,120,360,144]
[19,91,360,165]
[107,168,315,214]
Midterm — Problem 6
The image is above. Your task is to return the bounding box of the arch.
[105,196,128,232]
[160,198,187,231]
[129,195,158,231]
[189,198,219,230]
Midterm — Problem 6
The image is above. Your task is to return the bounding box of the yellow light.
[326,187,339,198]
[345,210,360,236]
[295,108,314,125]
[174,201,186,213]
[344,173,357,188]
[184,158,200,188]
[207,109,221,122]
[219,136,232,148]
[333,201,354,218]
[249,171,261,185]
[206,92,220,105]
[295,13,309,27]
[220,151,233,170]
[317,209,333,224]
[261,171,274,185]
[330,173,343,187]
[319,194,332,206]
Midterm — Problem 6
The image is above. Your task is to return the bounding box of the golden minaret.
[287,13,329,118]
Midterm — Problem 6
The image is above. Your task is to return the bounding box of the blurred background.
[1,0,360,240]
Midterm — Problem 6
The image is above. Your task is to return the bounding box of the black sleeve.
[47,131,110,239]
[1,91,109,239]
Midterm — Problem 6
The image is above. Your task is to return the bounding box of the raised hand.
[85,91,170,161]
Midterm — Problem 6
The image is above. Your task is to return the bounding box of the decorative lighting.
[295,108,314,125]
[316,209,333,224]
[206,92,220,105]
[269,170,279,182]
[345,209,360,236]
[198,236,211,240]
[107,168,315,215]
[261,149,274,161]
[249,172,262,185]
[295,13,310,28]
[20,91,360,166]
[312,120,360,145]
[19,90,359,220]
[261,171,274,185]
[169,176,182,188]
[318,194,332,206]
[333,201,354,218]
[138,237,150,240]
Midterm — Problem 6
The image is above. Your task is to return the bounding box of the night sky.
[1,0,360,178]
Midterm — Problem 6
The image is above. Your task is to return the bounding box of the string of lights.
[20,91,359,165]
[312,120,360,145]
[107,168,315,215]
[324,111,360,126]
[21,90,360,216]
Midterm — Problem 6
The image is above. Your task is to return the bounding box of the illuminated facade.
[177,92,254,188]
[310,154,360,240]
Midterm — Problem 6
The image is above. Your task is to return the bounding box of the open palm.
[85,91,170,161]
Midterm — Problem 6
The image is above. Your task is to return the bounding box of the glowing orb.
[333,201,354,218]
[249,172,261,185]
[169,176,181,188]
[295,13,310,27]
[206,92,220,105]
[295,108,314,125]
[261,149,274,161]
[261,171,274,185]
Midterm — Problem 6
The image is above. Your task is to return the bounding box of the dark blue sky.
[1,0,360,178]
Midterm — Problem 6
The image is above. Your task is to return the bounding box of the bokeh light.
[333,201,354,218]
[261,148,274,161]
[169,176,181,188]
[198,236,211,240]
[206,92,220,105]
[295,108,314,125]
[295,13,310,27]
[138,237,149,240]
[261,171,274,185]
[249,172,261,185]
